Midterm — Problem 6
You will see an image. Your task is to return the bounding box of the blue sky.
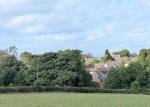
[0,0,150,56]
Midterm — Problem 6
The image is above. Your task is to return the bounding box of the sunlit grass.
[0,93,149,107]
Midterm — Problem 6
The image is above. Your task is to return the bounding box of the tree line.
[0,46,150,89]
[0,46,92,87]
[105,49,150,89]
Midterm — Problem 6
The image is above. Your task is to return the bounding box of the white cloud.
[86,35,96,41]
[0,21,2,27]
[5,14,35,29]
[5,14,48,30]
[103,24,115,32]
[139,0,150,6]
[20,25,45,34]
[1,0,150,56]
[126,27,150,41]
[54,0,82,12]
[3,0,84,34]
[0,0,28,8]
[34,33,75,41]
[84,23,115,41]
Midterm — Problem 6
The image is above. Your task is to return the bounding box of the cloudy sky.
[0,0,150,56]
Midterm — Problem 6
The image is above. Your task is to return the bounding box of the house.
[88,54,132,84]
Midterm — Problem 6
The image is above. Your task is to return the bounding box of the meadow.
[0,93,149,107]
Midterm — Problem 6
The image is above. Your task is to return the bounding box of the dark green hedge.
[0,86,149,95]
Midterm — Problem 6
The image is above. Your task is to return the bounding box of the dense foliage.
[105,61,150,89]
[113,49,130,57]
[86,59,100,68]
[139,49,150,61]
[0,47,92,87]
[1,47,150,90]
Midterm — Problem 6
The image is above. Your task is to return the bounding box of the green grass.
[0,93,149,107]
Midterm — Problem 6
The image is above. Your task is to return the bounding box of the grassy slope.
[0,93,149,107]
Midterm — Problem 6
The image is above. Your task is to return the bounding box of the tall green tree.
[104,61,149,89]
[103,49,114,62]
[20,50,92,87]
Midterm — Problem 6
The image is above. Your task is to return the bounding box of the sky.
[1,0,150,56]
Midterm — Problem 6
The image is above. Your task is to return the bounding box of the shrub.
[131,81,141,89]
[0,86,149,94]
[86,59,100,68]
[105,61,148,89]
[33,79,49,86]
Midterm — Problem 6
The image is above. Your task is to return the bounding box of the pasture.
[0,93,149,107]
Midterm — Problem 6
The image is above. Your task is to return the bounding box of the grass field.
[0,93,149,107]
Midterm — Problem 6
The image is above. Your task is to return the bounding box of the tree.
[86,59,100,68]
[104,67,128,89]
[131,81,141,89]
[51,71,78,86]
[82,53,93,58]
[104,61,147,89]
[113,49,130,57]
[119,49,130,57]
[0,55,22,86]
[20,52,33,67]
[139,49,150,61]
[6,46,17,57]
[136,71,150,88]
[19,50,92,87]
[103,49,114,62]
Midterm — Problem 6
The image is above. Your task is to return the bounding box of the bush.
[0,86,149,95]
[33,79,49,86]
[131,81,141,89]
[86,59,100,68]
[104,68,128,89]
[104,61,148,89]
